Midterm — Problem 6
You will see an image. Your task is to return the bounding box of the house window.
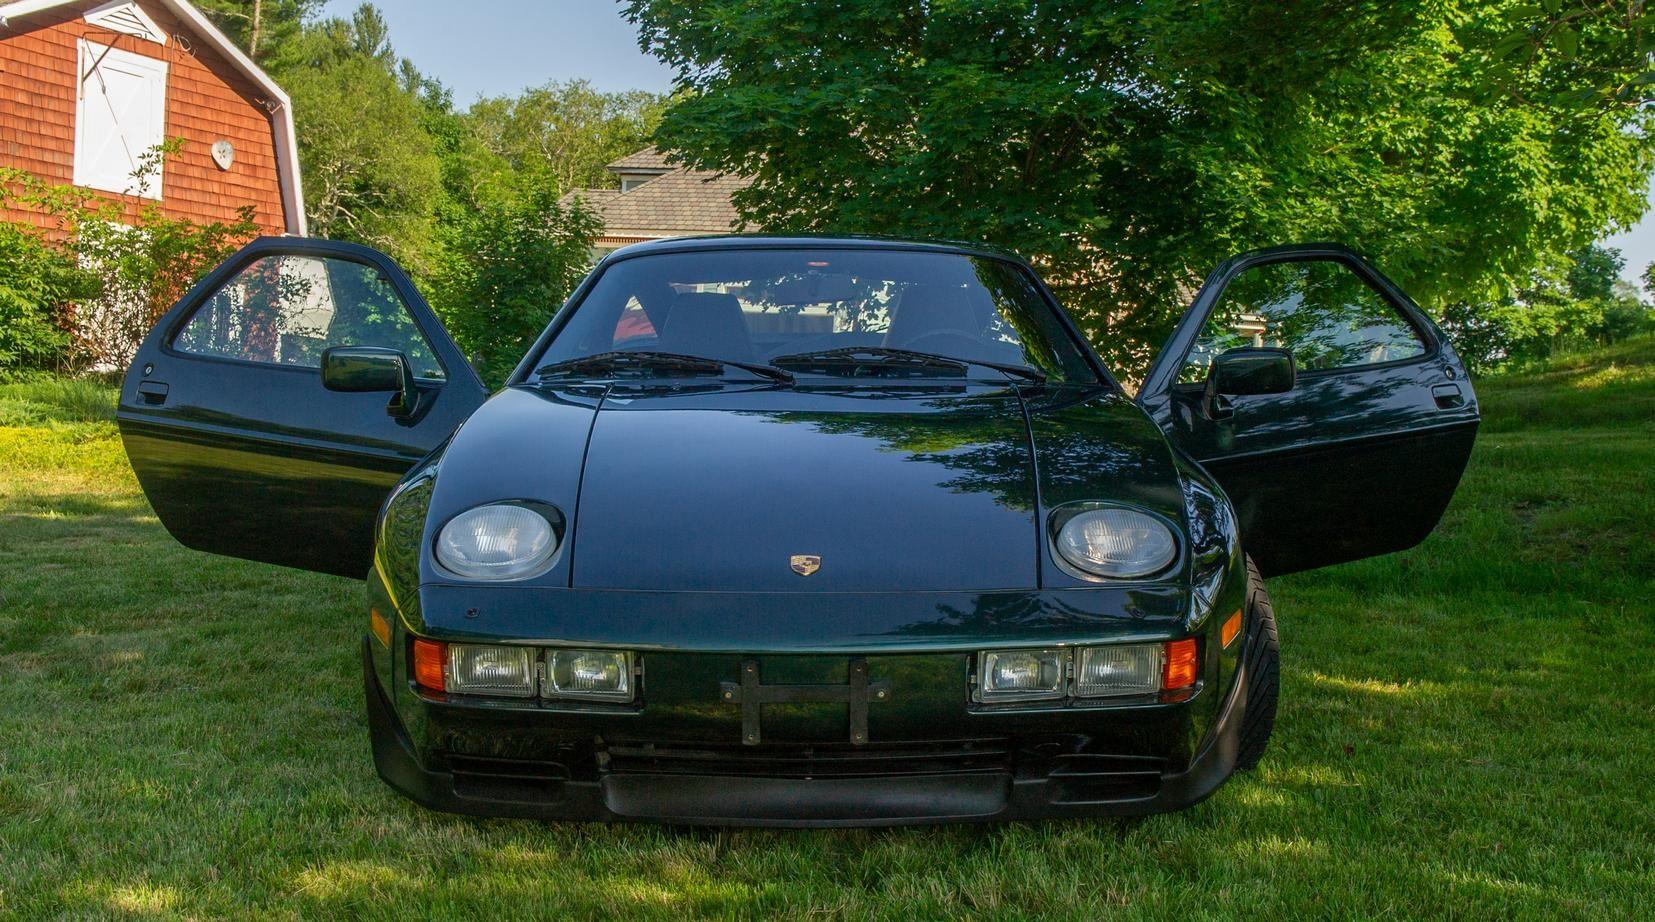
[74,39,168,199]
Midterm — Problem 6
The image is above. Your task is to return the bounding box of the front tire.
[1234,555,1279,771]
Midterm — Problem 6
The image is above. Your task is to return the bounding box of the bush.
[0,220,92,375]
[426,182,601,385]
[2,155,257,371]
[1439,245,1654,373]
[68,202,257,370]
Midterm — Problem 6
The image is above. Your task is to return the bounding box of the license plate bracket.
[720,658,892,746]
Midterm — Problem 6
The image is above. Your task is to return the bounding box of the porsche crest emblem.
[790,554,821,577]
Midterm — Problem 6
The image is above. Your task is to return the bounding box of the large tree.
[267,5,444,269]
[467,80,666,195]
[193,0,319,61]
[625,0,1655,371]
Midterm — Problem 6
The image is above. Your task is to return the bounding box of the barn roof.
[0,0,306,234]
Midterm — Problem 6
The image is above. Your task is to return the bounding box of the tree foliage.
[1445,243,1652,370]
[428,184,602,384]
[267,5,444,269]
[247,6,615,376]
[625,0,1655,373]
[468,80,666,196]
[193,0,319,61]
[1,154,256,372]
[254,5,664,262]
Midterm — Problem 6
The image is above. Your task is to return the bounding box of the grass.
[1,342,1652,920]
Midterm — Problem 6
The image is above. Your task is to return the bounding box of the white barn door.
[74,39,168,199]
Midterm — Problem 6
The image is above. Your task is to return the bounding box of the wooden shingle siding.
[0,0,288,237]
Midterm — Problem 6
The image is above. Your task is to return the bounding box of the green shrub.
[1440,245,1654,373]
[426,182,600,385]
[0,220,93,375]
[2,153,257,372]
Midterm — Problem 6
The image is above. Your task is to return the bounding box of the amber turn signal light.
[413,638,447,691]
[1221,609,1243,649]
[370,607,392,648]
[1162,638,1199,690]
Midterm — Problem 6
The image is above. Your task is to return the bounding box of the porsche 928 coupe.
[117,235,1477,825]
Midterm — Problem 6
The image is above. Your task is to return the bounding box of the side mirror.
[322,346,418,418]
[1204,347,1295,418]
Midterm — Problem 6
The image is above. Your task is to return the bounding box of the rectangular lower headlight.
[547,649,634,702]
[977,649,1066,702]
[446,643,536,698]
[1075,643,1163,697]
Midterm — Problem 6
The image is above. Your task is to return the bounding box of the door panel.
[118,237,487,578]
[1138,245,1478,576]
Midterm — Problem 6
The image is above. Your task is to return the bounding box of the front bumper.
[363,637,1252,826]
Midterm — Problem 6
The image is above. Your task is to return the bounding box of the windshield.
[530,248,1098,383]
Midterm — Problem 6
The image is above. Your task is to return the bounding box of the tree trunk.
[249,0,263,57]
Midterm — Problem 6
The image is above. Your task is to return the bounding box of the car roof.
[598,234,1027,266]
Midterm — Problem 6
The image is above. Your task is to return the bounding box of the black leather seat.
[658,291,755,363]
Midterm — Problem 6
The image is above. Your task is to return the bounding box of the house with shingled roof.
[567,146,749,257]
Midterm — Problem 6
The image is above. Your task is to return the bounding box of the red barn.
[0,0,304,236]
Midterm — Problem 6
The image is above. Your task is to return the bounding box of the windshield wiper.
[770,346,1046,383]
[535,350,793,384]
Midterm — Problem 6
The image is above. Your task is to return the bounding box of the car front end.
[363,577,1256,826]
[360,380,1256,825]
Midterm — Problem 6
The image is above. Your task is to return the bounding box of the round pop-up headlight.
[435,503,560,580]
[1051,504,1178,580]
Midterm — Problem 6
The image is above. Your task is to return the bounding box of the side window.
[173,255,446,379]
[1179,259,1426,383]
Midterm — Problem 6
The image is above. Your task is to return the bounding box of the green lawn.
[1,342,1652,920]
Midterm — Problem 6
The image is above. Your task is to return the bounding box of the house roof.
[569,153,750,240]
[599,235,1024,265]
[0,0,306,234]
[605,146,675,174]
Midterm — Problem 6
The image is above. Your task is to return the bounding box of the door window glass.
[1179,259,1425,383]
[173,255,445,379]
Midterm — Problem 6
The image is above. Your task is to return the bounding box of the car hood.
[423,381,1186,593]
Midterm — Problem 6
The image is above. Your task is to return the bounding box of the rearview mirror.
[1204,347,1295,418]
[322,346,418,417]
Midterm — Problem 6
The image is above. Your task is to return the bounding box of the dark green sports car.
[118,235,1477,825]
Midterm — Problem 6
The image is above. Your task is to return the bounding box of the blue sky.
[1601,189,1654,287]
[330,0,1654,287]
[321,0,676,98]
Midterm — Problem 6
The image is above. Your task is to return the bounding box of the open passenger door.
[118,238,488,578]
[1137,245,1479,576]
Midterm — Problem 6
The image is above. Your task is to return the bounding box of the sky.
[1600,188,1655,289]
[320,0,676,98]
[327,0,1655,289]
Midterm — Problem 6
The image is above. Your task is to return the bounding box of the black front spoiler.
[362,639,1250,826]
